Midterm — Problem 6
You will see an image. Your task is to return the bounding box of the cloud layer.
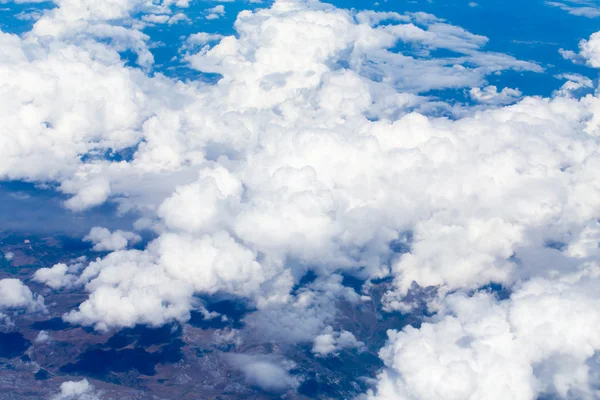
[2,0,600,398]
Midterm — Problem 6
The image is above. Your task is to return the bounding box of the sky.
[2,0,600,398]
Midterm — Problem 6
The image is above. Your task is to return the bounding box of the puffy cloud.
[187,1,539,105]
[2,0,593,336]
[0,30,152,184]
[0,278,45,312]
[225,353,300,392]
[35,330,51,343]
[33,256,87,290]
[368,264,600,400]
[141,12,189,25]
[4,252,14,261]
[554,73,595,97]
[83,227,141,251]
[561,31,600,68]
[51,379,102,400]
[4,5,600,391]
[205,5,225,20]
[26,0,168,70]
[142,14,171,24]
[578,32,600,67]
[187,32,224,46]
[469,85,522,105]
[63,231,272,330]
[0,0,198,204]
[157,167,242,235]
[312,326,365,356]
[33,263,78,290]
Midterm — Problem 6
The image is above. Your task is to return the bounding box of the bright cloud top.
[0,278,45,312]
[51,379,102,400]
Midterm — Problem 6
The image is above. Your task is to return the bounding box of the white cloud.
[157,167,242,235]
[546,1,600,18]
[28,0,159,70]
[187,3,540,100]
[3,6,600,399]
[167,12,189,24]
[225,353,300,392]
[33,263,78,290]
[141,14,170,24]
[84,227,141,251]
[579,32,600,67]
[0,278,45,312]
[51,379,102,400]
[561,31,600,68]
[64,231,270,330]
[554,73,594,97]
[162,0,191,7]
[15,9,45,21]
[3,0,594,337]
[0,31,153,187]
[312,326,365,356]
[469,85,522,105]
[368,264,600,400]
[4,252,14,261]
[0,0,542,212]
[205,4,225,20]
[187,32,224,46]
[35,330,51,343]
[141,12,189,25]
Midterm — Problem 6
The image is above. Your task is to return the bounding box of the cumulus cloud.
[64,231,271,330]
[0,278,45,312]
[225,353,300,393]
[141,12,189,25]
[578,32,600,67]
[469,85,522,105]
[205,5,225,19]
[33,263,79,290]
[186,32,224,46]
[368,264,600,400]
[554,73,595,97]
[4,252,14,261]
[24,0,175,71]
[33,256,86,290]
[312,326,365,356]
[84,227,141,251]
[3,1,600,396]
[35,330,51,343]
[0,30,152,185]
[561,31,600,68]
[187,1,540,100]
[3,0,593,338]
[51,379,102,400]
